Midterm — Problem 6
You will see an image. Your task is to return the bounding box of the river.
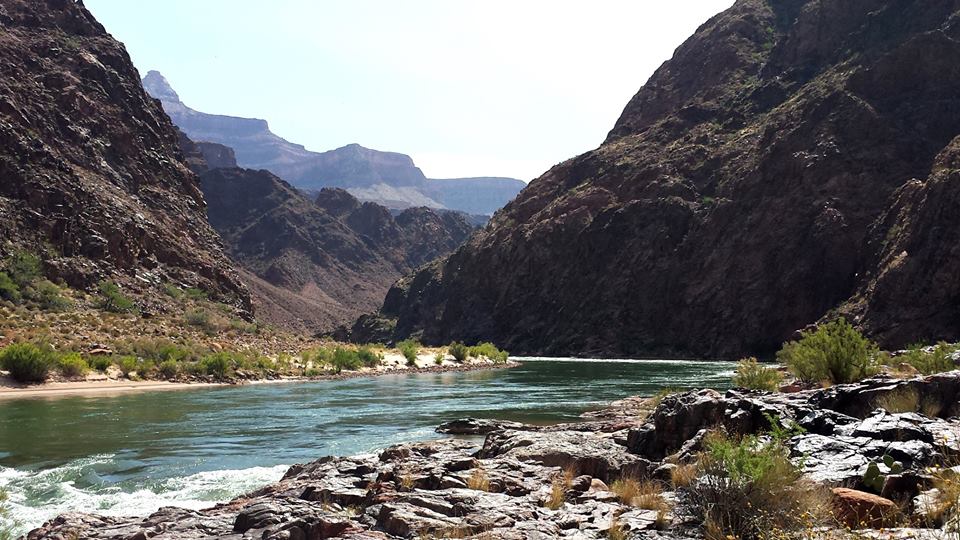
[0,357,735,534]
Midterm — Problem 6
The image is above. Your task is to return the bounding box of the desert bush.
[397,339,419,366]
[331,347,362,373]
[732,357,782,391]
[449,341,468,363]
[89,356,112,373]
[0,272,20,303]
[679,420,825,540]
[56,352,88,378]
[184,287,208,300]
[25,280,72,311]
[184,308,216,333]
[0,342,54,383]
[199,352,233,378]
[895,343,957,375]
[115,355,139,377]
[158,359,180,379]
[5,251,41,287]
[118,338,197,364]
[356,346,381,368]
[98,281,137,313]
[777,318,879,384]
[162,283,184,299]
[469,342,508,363]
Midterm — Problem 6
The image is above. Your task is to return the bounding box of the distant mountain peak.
[142,73,524,215]
[142,70,180,104]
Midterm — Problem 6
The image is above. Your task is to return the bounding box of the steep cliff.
[0,0,248,312]
[142,71,524,214]
[358,0,960,357]
[196,164,474,333]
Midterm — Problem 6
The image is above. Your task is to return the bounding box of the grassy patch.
[732,357,782,391]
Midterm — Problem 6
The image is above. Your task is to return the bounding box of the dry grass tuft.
[545,476,566,510]
[466,467,490,492]
[670,463,697,490]
[610,477,666,510]
[607,517,628,540]
[873,387,920,413]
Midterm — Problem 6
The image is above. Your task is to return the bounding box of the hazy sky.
[85,1,733,180]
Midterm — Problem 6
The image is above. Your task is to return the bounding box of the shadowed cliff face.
[194,157,475,333]
[357,0,960,357]
[0,0,249,312]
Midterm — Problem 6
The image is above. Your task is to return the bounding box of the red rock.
[831,487,898,528]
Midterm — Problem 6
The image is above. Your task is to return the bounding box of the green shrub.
[732,357,782,391]
[89,356,112,373]
[449,341,468,363]
[200,352,233,378]
[184,308,215,332]
[397,339,420,366]
[163,283,184,299]
[777,318,879,384]
[5,251,41,287]
[469,342,509,364]
[679,418,825,539]
[0,343,54,383]
[98,281,137,313]
[331,347,361,373]
[0,272,20,303]
[895,343,957,375]
[56,352,88,378]
[302,346,333,369]
[25,279,72,311]
[115,355,139,376]
[434,351,445,365]
[356,346,381,368]
[158,359,179,379]
[184,287,208,300]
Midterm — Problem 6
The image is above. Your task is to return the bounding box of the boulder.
[831,487,898,528]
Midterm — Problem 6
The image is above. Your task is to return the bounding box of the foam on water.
[0,456,286,536]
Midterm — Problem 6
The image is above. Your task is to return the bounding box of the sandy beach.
[0,353,516,400]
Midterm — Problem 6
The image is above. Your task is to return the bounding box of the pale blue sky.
[85,1,733,180]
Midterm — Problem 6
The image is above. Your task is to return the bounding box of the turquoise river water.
[0,357,735,534]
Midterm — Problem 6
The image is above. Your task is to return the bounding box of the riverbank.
[25,370,960,539]
[0,357,519,400]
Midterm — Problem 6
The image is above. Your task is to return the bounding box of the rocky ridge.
[0,0,249,313]
[181,138,476,333]
[28,371,960,539]
[356,0,960,358]
[142,71,525,214]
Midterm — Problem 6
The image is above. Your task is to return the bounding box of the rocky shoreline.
[25,371,960,539]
